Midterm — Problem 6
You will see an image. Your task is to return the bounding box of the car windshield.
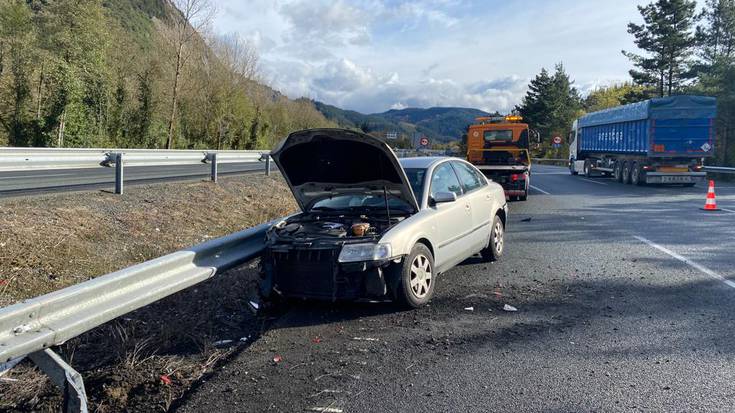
[403,168,426,202]
[311,194,414,213]
[484,130,513,142]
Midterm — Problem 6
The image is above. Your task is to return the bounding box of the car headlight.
[338,243,392,263]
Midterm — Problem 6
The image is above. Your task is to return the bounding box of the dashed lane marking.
[580,178,608,186]
[634,235,735,290]
[530,185,551,195]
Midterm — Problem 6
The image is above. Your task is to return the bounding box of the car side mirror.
[431,191,457,205]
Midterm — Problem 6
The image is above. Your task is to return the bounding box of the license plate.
[661,176,693,183]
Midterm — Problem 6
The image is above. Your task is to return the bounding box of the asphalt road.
[0,162,266,197]
[177,165,735,412]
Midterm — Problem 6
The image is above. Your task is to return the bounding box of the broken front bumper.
[262,246,397,301]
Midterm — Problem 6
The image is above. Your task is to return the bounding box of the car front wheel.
[481,215,504,262]
[396,243,435,308]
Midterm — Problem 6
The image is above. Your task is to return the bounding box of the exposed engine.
[271,215,400,241]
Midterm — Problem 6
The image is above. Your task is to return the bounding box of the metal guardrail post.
[113,153,124,195]
[265,156,271,176]
[28,349,88,413]
[210,153,218,183]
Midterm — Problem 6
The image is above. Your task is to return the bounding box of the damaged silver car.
[260,129,508,308]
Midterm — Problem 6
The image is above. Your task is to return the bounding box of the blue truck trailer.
[568,95,717,186]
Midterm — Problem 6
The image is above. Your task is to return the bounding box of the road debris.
[351,337,379,342]
[160,375,172,385]
[464,307,474,311]
[312,337,322,344]
[213,339,233,347]
[305,407,343,413]
[503,304,518,312]
[521,217,533,222]
[273,355,283,363]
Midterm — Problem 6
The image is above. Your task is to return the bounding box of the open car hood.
[270,129,419,213]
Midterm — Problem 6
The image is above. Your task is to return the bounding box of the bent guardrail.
[704,166,735,174]
[0,220,277,413]
[0,148,272,194]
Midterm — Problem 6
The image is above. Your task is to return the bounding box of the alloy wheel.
[410,254,432,299]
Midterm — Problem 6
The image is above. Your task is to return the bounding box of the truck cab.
[466,115,531,201]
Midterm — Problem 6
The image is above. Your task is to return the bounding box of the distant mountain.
[314,102,492,143]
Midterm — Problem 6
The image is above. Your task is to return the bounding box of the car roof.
[398,156,454,169]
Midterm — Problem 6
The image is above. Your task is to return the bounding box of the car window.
[430,163,463,198]
[403,168,426,202]
[451,161,485,193]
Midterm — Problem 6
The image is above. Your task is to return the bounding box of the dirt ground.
[0,175,297,412]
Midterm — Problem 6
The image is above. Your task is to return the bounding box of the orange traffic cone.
[702,180,720,211]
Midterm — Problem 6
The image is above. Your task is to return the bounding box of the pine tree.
[516,64,581,146]
[695,0,735,166]
[623,0,699,97]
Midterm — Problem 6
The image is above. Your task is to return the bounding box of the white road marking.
[530,185,550,195]
[634,235,735,290]
[0,173,76,180]
[580,178,608,186]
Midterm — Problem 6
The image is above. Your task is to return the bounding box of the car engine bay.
[270,213,405,241]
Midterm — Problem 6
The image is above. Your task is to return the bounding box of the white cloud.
[215,0,650,113]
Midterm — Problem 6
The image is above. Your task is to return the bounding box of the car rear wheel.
[396,243,435,308]
[481,215,504,262]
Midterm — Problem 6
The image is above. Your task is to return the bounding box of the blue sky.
[214,0,649,114]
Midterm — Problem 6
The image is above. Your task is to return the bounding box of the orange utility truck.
[466,115,531,201]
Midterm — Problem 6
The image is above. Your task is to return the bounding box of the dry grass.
[0,174,297,307]
[0,175,297,412]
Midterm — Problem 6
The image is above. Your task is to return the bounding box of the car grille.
[272,248,342,299]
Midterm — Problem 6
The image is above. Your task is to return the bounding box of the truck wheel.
[622,162,632,184]
[584,159,592,178]
[481,215,505,262]
[631,163,644,186]
[613,161,623,182]
[396,243,435,308]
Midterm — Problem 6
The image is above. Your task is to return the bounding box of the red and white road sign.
[553,136,562,145]
[420,137,429,146]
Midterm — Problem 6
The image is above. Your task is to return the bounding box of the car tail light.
[511,174,519,182]
[692,165,703,171]
[642,165,653,171]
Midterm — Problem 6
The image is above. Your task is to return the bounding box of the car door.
[451,161,492,251]
[427,162,474,272]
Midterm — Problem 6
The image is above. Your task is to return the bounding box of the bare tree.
[161,0,214,149]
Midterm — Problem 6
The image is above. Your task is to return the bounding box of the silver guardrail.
[0,148,272,194]
[704,166,735,174]
[0,220,277,412]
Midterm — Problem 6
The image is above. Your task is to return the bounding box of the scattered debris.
[248,300,260,313]
[213,339,233,347]
[273,355,283,363]
[309,389,347,398]
[351,337,379,342]
[503,304,518,312]
[464,307,474,312]
[160,375,172,386]
[521,217,532,222]
[305,407,343,413]
[312,337,322,344]
[0,279,7,286]
[240,335,251,342]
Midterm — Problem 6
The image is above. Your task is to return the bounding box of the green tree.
[517,64,582,150]
[695,0,735,166]
[0,0,36,146]
[584,83,648,112]
[623,0,699,97]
